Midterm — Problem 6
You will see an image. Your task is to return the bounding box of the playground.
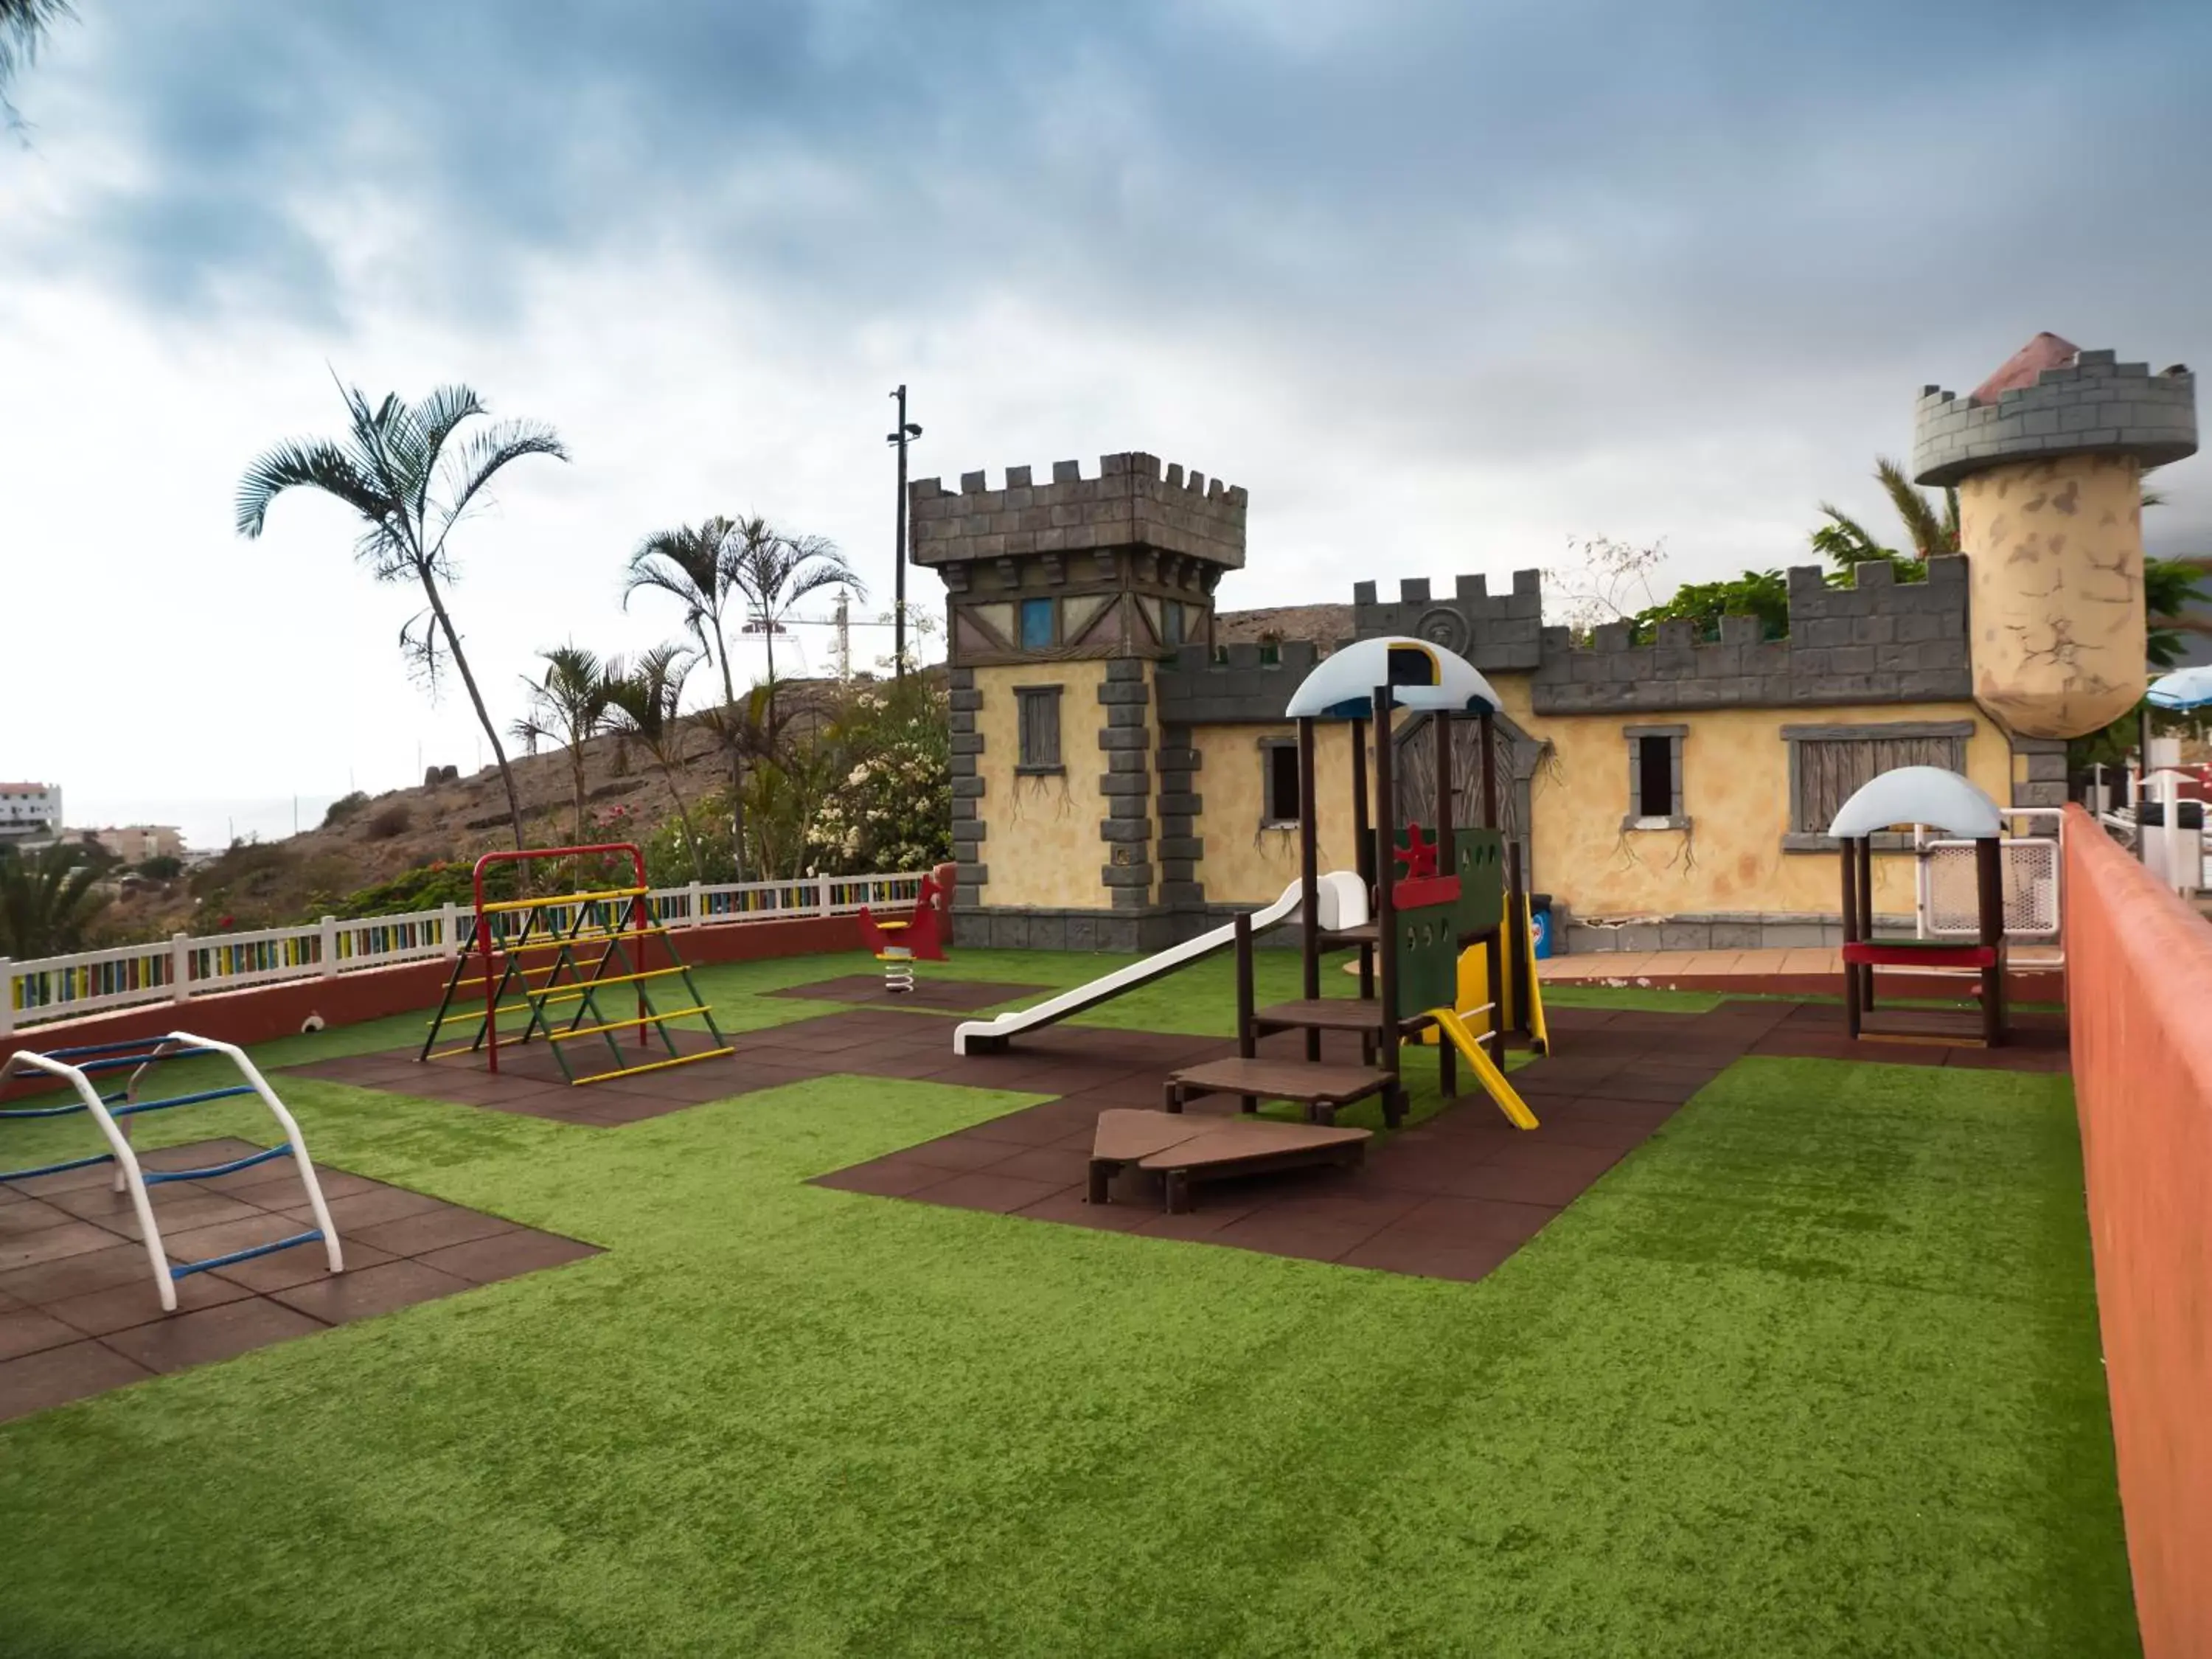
[0,638,2135,1653]
[0,935,2130,1657]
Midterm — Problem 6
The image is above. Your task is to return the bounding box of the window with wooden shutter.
[1782,721,1974,848]
[1015,686,1062,773]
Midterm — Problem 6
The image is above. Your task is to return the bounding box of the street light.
[887,386,922,681]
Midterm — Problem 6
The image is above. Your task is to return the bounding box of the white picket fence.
[0,870,929,1037]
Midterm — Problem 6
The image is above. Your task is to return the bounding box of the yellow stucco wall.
[1187,722,1363,906]
[973,660,1122,909]
[1489,678,2011,918]
[1958,451,2146,738]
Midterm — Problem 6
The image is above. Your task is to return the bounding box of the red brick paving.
[0,1138,599,1425]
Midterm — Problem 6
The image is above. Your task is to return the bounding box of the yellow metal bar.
[546,1007,712,1045]
[1426,1007,1540,1130]
[530,966,689,1004]
[477,885,648,915]
[571,1046,736,1086]
[451,952,615,990]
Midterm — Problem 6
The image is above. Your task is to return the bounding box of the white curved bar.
[6,1050,176,1311]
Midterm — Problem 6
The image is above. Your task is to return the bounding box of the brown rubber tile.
[908,1171,1071,1214]
[0,1340,153,1419]
[811,997,1834,1285]
[100,1297,329,1374]
[268,1260,477,1324]
[411,1229,599,1285]
[768,976,1054,1012]
[0,1306,83,1361]
[0,1138,602,1424]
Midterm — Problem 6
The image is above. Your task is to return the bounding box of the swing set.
[419,843,733,1085]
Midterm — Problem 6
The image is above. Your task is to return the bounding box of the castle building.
[915,338,2196,954]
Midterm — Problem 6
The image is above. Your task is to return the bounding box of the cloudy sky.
[4,0,2209,846]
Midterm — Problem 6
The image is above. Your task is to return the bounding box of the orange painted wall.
[2062,804,2212,1658]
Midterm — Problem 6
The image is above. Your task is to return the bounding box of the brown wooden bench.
[1088,1107,1371,1214]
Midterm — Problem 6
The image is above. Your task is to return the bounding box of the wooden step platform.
[1087,1108,1371,1214]
[1856,1006,1992,1048]
[1165,1056,1397,1124]
[1251,998,1419,1034]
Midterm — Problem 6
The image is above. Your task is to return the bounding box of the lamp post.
[887,386,922,682]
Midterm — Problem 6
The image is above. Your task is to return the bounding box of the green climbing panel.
[1453,827,1505,936]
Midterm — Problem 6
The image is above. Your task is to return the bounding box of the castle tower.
[1912,334,2197,739]
[908,453,1248,944]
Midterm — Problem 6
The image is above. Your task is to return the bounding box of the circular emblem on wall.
[1413,607,1469,654]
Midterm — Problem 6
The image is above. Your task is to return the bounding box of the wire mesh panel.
[1921,839,2060,937]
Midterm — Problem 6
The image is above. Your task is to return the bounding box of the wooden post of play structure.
[1431,712,1457,1099]
[1857,836,1877,1015]
[1298,717,1321,1061]
[1975,834,2007,1046]
[1478,709,1503,1062]
[1352,714,1374,1001]
[1372,685,1402,1127]
[1840,834,1863,1040]
[1234,911,1259,1112]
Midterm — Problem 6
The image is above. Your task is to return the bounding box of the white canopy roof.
[1284,636,1503,720]
[1827,765,2003,839]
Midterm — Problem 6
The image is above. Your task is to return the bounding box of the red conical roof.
[1972,332,2080,404]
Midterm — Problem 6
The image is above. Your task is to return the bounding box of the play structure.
[961,636,1543,1144]
[1163,637,1540,1130]
[1,1032,344,1312]
[1830,766,2009,1047]
[420,843,732,1085]
[856,863,956,994]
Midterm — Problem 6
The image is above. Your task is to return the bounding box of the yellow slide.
[1426,1007,1540,1130]
[1450,903,1554,1058]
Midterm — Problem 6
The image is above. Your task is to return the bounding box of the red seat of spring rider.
[1840,941,1998,970]
[856,865,955,962]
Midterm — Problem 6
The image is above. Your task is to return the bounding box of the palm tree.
[623,515,751,877]
[1,0,72,128]
[236,381,568,852]
[605,644,706,880]
[726,524,865,731]
[512,644,612,846]
[0,841,108,958]
[1813,457,1953,577]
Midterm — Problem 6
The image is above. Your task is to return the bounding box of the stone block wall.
[909,452,1248,570]
[1528,558,1972,714]
[947,666,987,909]
[1153,640,1325,723]
[1350,571,1543,670]
[1099,660,1155,909]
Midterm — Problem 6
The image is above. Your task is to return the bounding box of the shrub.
[134,855,184,880]
[364,803,412,841]
[321,790,370,828]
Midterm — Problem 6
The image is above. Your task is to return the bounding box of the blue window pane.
[1020,598,1054,650]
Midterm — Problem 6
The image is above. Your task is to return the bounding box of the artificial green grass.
[0,967,2133,1658]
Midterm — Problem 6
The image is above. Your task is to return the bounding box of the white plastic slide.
[953,872,1368,1054]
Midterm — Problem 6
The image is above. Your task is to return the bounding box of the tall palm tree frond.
[236,380,567,852]
[1,0,73,120]
[1874,456,1955,560]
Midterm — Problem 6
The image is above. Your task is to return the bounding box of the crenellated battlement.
[1912,344,2197,487]
[1526,557,1970,714]
[1153,639,1326,724]
[909,451,1248,573]
[1351,570,1545,671]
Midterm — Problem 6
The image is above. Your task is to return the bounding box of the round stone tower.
[1912,333,2197,738]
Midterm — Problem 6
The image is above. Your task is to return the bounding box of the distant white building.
[0,782,62,844]
[79,824,186,863]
